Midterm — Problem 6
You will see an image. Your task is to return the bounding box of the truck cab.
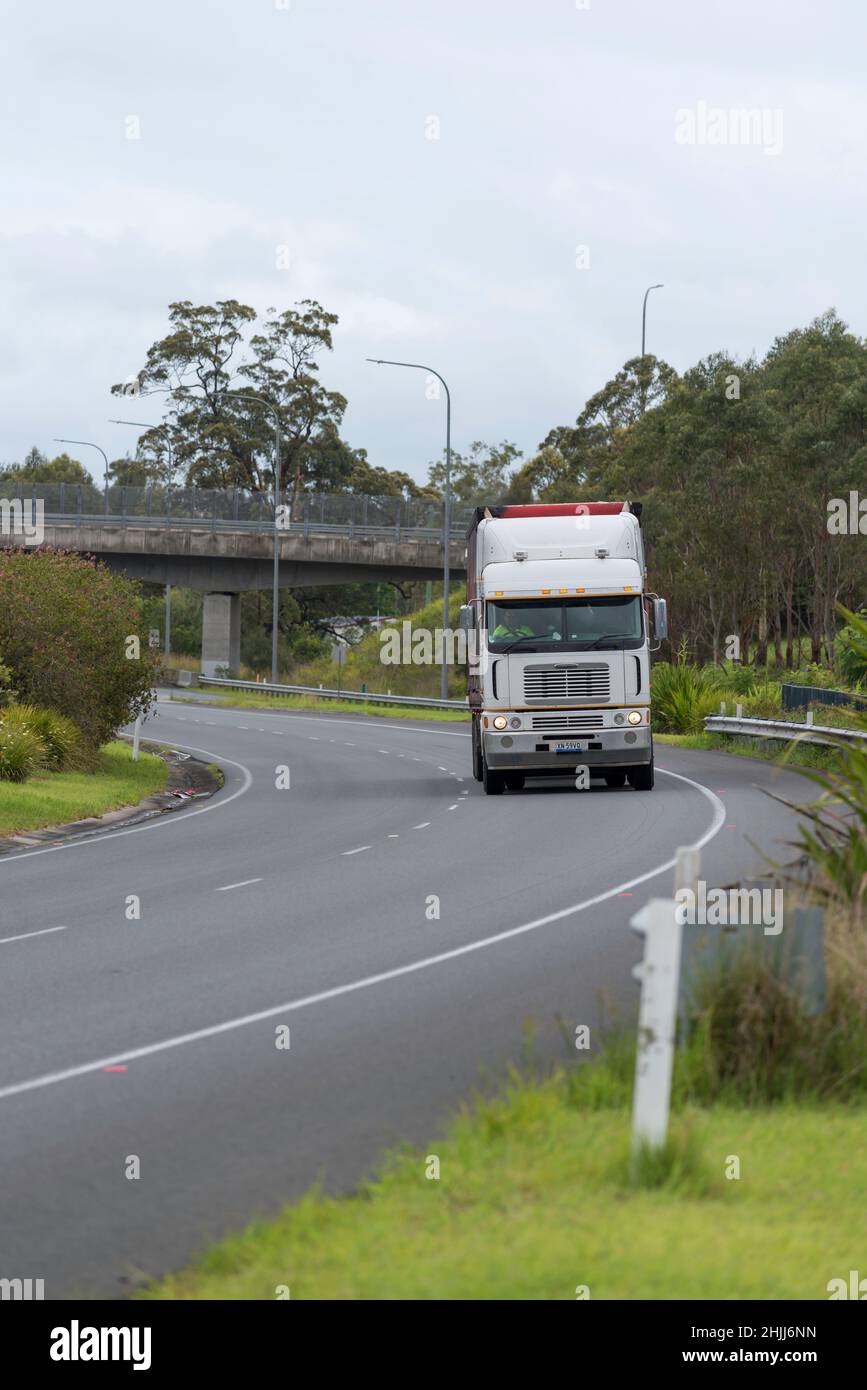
[460,502,667,795]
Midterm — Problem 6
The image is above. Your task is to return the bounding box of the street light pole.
[54,437,110,514]
[109,418,176,657]
[641,283,664,359]
[366,358,452,701]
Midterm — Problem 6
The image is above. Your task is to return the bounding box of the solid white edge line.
[0,768,724,1104]
[0,737,254,866]
[0,925,68,946]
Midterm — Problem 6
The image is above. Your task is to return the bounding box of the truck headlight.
[627,710,642,725]
[492,715,508,730]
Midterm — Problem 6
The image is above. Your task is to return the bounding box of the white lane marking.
[0,925,68,946]
[378,749,389,754]
[215,878,263,892]
[448,804,458,810]
[342,845,371,856]
[0,769,726,1104]
[437,766,448,772]
[0,740,254,867]
[413,821,431,829]
[387,834,399,838]
[238,725,249,730]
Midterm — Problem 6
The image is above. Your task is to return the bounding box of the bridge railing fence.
[0,482,477,538]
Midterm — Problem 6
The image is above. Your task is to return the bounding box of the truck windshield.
[486,596,642,652]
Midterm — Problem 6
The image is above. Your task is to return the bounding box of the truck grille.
[523,664,610,703]
[530,714,604,731]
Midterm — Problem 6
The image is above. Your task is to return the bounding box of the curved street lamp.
[109,418,176,657]
[54,437,110,514]
[366,358,452,701]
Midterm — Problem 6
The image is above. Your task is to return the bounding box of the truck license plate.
[554,740,584,753]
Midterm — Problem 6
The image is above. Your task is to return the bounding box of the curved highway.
[0,697,810,1297]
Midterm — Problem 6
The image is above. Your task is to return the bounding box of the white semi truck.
[459,501,668,795]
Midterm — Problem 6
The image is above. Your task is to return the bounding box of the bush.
[3,704,82,770]
[0,548,157,754]
[0,715,47,782]
[650,662,720,733]
[0,657,15,709]
[836,615,867,689]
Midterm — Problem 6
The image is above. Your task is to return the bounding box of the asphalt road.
[0,696,812,1298]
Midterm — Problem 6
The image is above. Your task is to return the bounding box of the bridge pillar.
[201,592,241,677]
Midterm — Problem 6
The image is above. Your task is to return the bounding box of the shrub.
[3,704,82,770]
[0,548,157,753]
[0,715,47,782]
[650,662,720,733]
[0,657,15,709]
[836,614,867,689]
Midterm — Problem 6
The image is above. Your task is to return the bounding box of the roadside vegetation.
[0,548,163,833]
[0,741,166,836]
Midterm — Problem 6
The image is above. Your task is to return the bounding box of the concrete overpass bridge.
[0,484,468,674]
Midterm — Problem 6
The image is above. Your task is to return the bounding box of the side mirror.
[458,604,474,632]
[652,597,668,641]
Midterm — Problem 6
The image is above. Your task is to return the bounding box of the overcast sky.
[3,0,865,483]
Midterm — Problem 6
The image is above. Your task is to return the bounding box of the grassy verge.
[140,1061,867,1300]
[171,692,469,723]
[0,740,167,835]
[656,730,839,773]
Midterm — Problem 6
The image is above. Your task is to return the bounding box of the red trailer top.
[497,502,629,519]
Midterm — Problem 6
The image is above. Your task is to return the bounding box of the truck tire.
[604,770,627,788]
[471,716,483,782]
[482,756,505,795]
[627,755,654,790]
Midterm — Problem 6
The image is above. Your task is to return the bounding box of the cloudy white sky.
[3,0,865,482]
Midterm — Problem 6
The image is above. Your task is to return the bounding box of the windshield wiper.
[496,633,550,654]
[576,634,629,650]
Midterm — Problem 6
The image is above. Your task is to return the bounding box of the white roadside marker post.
[629,847,695,1166]
[132,717,141,762]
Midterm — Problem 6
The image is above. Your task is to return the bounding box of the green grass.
[656,731,840,773]
[171,692,469,722]
[0,740,167,835]
[139,1064,867,1300]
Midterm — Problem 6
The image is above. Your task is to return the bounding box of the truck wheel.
[604,770,627,788]
[504,773,525,791]
[482,757,505,795]
[471,716,483,782]
[628,757,654,790]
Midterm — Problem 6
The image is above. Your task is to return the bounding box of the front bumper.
[483,726,651,770]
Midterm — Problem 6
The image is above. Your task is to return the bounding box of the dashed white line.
[448,804,458,810]
[215,878,263,892]
[0,925,68,946]
[413,822,431,830]
[0,768,726,1105]
[342,846,371,856]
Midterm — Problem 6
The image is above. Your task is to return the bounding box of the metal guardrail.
[704,713,867,747]
[197,675,467,711]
